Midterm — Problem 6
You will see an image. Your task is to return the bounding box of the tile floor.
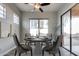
[4,43,74,56]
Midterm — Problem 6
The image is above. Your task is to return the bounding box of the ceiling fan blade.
[40,3,50,6]
[24,3,28,4]
[39,8,43,12]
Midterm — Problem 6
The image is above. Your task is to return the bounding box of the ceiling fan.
[24,3,50,13]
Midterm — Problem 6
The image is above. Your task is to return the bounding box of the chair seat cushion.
[43,45,53,51]
[21,44,32,51]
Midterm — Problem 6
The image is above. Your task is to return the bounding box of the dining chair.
[7,33,11,37]
[25,33,35,46]
[45,33,52,43]
[13,33,32,56]
[40,34,52,47]
[42,35,62,56]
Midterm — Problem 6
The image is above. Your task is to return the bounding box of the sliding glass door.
[30,19,48,36]
[62,11,70,50]
[61,4,79,55]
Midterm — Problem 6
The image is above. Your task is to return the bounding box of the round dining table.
[24,37,46,42]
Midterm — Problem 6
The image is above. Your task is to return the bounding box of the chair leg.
[25,41,27,45]
[58,48,61,56]
[49,51,51,54]
[19,52,22,56]
[52,53,55,56]
[31,49,32,56]
[41,43,43,47]
[28,42,29,45]
[14,49,17,56]
[42,50,44,56]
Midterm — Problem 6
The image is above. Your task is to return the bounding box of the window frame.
[13,13,19,24]
[29,18,48,36]
[0,4,6,19]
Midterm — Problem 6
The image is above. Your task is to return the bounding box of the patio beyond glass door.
[30,19,48,36]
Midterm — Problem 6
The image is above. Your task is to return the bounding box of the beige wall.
[21,12,58,42]
[0,3,21,55]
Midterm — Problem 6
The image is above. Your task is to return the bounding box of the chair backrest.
[25,33,31,38]
[7,33,11,37]
[45,38,50,46]
[53,35,62,50]
[47,33,52,38]
[25,33,28,37]
[13,34,21,47]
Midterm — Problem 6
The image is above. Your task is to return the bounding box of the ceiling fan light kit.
[34,3,41,9]
[25,3,50,13]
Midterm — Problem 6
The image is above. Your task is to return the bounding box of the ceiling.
[72,4,79,16]
[14,3,66,12]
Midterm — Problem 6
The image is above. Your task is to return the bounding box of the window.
[13,13,19,24]
[30,20,38,36]
[40,20,48,36]
[0,4,6,19]
[30,18,48,36]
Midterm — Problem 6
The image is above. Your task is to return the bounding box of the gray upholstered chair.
[45,33,52,43]
[42,35,62,56]
[41,34,52,47]
[13,34,32,56]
